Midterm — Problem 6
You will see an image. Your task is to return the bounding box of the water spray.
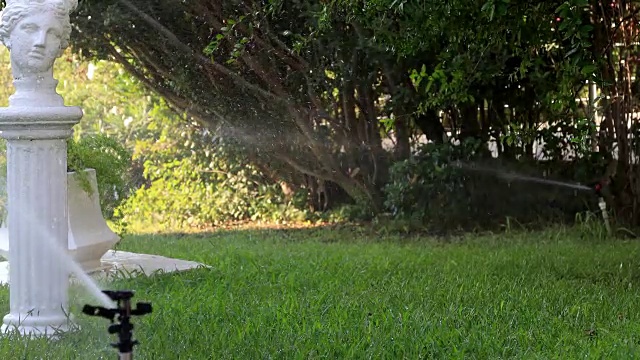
[454,161,613,233]
[453,161,592,191]
[82,290,152,360]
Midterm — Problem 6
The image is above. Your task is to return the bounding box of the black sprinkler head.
[103,290,135,302]
[83,290,152,356]
[587,176,614,198]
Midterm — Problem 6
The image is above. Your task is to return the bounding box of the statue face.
[9,11,63,76]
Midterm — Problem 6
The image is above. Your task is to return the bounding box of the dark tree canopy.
[1,0,639,224]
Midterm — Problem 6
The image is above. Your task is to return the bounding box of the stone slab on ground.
[0,250,209,285]
[98,250,209,276]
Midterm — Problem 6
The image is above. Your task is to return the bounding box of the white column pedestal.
[0,107,82,337]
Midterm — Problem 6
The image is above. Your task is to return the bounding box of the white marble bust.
[0,0,78,107]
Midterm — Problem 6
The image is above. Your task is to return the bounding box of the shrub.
[67,134,132,219]
[117,157,307,230]
[384,139,600,232]
[384,138,485,230]
[115,119,309,231]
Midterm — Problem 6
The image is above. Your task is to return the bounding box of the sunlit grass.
[0,225,639,358]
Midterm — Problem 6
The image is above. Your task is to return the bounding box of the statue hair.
[0,0,76,55]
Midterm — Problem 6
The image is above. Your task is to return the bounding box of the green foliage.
[0,47,156,143]
[320,203,377,223]
[38,0,636,227]
[0,45,185,229]
[534,116,599,161]
[52,49,161,146]
[116,113,308,231]
[384,138,599,232]
[384,139,486,230]
[67,134,132,219]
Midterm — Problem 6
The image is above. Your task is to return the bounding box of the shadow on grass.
[117,217,614,248]
[113,222,610,268]
[120,223,376,243]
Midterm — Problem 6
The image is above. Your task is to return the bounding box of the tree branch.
[117,0,287,104]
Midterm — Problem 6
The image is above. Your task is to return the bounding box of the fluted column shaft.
[0,108,82,336]
[3,138,69,333]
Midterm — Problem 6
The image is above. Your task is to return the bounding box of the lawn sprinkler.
[455,160,614,233]
[588,178,612,234]
[82,290,152,360]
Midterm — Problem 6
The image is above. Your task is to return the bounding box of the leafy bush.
[116,117,308,231]
[318,203,377,224]
[384,139,485,230]
[0,134,131,225]
[67,134,132,219]
[384,139,599,232]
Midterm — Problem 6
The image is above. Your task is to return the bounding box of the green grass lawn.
[0,225,639,358]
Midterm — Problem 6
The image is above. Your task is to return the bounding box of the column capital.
[0,106,82,140]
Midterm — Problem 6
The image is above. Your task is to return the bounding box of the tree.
[586,0,640,223]
[11,0,634,225]
[67,0,455,211]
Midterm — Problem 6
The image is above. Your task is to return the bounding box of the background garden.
[1,0,632,234]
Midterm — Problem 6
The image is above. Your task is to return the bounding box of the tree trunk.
[415,109,446,144]
[459,103,481,140]
[394,115,411,160]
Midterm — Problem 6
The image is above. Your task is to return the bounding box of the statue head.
[0,0,78,79]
